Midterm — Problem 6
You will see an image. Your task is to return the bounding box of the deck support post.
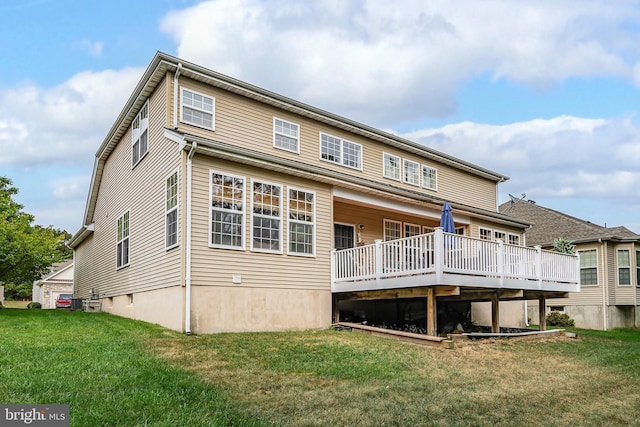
[538,295,546,331]
[427,287,437,336]
[332,294,340,324]
[491,292,500,333]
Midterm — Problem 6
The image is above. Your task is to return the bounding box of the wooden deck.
[332,228,580,294]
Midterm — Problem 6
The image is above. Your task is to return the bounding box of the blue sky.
[1,0,640,234]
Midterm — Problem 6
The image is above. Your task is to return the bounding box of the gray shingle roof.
[499,199,639,247]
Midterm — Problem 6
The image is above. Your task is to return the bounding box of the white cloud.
[403,115,640,206]
[0,67,143,167]
[161,0,640,124]
[49,175,91,201]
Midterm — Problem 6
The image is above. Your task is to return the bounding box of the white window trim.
[180,87,215,130]
[273,117,300,154]
[334,222,356,250]
[209,170,246,250]
[383,153,401,181]
[617,249,632,287]
[422,165,438,191]
[578,249,598,287]
[507,233,520,246]
[165,169,179,250]
[116,210,130,270]
[132,101,149,168]
[250,179,283,254]
[319,132,363,171]
[455,226,466,236]
[494,230,507,243]
[383,219,402,241]
[423,226,435,234]
[636,250,640,287]
[404,223,421,237]
[479,227,492,241]
[287,187,316,257]
[403,159,420,186]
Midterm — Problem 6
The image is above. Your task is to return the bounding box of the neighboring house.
[500,198,640,330]
[69,52,579,335]
[32,260,74,309]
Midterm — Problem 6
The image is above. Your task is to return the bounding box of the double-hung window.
[320,133,362,169]
[494,231,506,242]
[636,251,640,287]
[165,172,178,249]
[384,219,402,241]
[579,249,598,286]
[383,153,401,180]
[479,228,492,241]
[132,101,149,167]
[181,88,214,130]
[508,234,520,246]
[273,118,299,153]
[116,211,130,269]
[618,249,631,286]
[211,172,245,249]
[288,188,315,256]
[251,181,282,253]
[403,160,420,186]
[422,165,437,191]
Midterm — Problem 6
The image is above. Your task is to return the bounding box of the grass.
[3,309,640,426]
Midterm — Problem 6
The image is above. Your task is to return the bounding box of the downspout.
[185,141,197,335]
[173,63,183,128]
[600,238,608,331]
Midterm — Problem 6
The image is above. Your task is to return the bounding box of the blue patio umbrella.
[440,202,455,233]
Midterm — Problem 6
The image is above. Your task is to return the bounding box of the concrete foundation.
[472,300,527,328]
[527,303,640,330]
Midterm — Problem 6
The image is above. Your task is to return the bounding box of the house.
[32,260,74,309]
[69,52,579,335]
[500,198,640,330]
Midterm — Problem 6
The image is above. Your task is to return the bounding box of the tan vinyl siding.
[469,219,523,242]
[73,234,95,298]
[614,243,636,305]
[189,155,332,291]
[75,79,183,298]
[175,76,499,212]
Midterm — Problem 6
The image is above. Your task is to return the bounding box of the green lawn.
[2,309,640,426]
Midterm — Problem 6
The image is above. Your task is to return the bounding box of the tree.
[0,176,71,286]
[552,237,576,255]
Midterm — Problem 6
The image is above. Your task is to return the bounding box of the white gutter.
[173,63,183,128]
[185,141,197,335]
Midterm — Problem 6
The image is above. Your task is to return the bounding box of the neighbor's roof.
[499,199,640,247]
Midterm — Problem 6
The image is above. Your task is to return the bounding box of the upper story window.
[116,211,130,269]
[494,231,506,242]
[618,249,631,286]
[403,160,420,186]
[210,172,245,249]
[579,249,598,286]
[132,101,149,167]
[181,88,214,130]
[422,165,437,191]
[288,188,315,256]
[383,153,401,180]
[320,133,362,170]
[165,171,178,249]
[251,181,282,253]
[273,118,299,153]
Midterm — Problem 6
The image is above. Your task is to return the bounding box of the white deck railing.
[331,228,580,292]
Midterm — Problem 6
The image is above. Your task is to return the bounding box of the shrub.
[546,311,575,328]
[0,301,3,310]
[27,302,42,309]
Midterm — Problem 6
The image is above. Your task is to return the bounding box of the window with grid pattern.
[273,118,299,153]
[117,211,130,269]
[288,188,315,256]
[181,88,214,130]
[384,220,402,241]
[422,165,437,190]
[320,133,362,169]
[252,181,282,253]
[479,228,492,240]
[579,249,598,286]
[211,172,244,249]
[166,172,178,249]
[618,249,631,286]
[132,101,149,167]
[383,153,401,180]
[403,160,420,186]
